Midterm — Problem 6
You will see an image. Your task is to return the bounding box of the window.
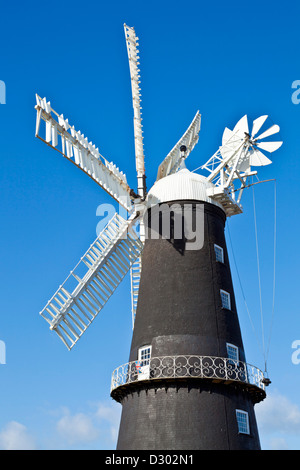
[236,410,250,435]
[214,244,224,263]
[226,343,239,362]
[138,345,152,366]
[220,289,231,310]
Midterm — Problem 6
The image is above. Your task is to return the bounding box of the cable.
[228,177,277,377]
[226,222,265,358]
[265,180,277,368]
[252,180,267,372]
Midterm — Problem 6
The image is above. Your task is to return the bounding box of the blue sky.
[1,0,300,450]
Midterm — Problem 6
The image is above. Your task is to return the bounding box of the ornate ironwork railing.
[111,355,265,392]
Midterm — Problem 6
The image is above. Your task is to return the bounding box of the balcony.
[111,355,266,402]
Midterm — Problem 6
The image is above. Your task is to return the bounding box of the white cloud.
[256,391,300,434]
[256,391,300,449]
[54,401,121,448]
[0,400,121,451]
[56,408,99,445]
[95,401,121,442]
[0,421,37,450]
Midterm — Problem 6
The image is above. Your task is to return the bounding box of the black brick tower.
[111,173,266,450]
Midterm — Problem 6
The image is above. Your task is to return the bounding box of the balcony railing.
[111,355,265,393]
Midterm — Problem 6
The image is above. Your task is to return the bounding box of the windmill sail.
[124,24,146,198]
[130,255,142,328]
[35,95,133,211]
[156,111,201,181]
[201,114,282,216]
[40,212,143,349]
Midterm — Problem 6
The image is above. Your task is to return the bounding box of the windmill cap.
[146,168,224,211]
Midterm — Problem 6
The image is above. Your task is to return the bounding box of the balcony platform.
[111,355,266,404]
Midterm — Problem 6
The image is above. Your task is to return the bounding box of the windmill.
[35,24,282,450]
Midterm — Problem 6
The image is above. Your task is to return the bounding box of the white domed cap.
[146,168,223,211]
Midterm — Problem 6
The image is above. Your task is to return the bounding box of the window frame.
[220,289,231,310]
[236,409,250,435]
[138,345,152,367]
[214,244,224,263]
[226,343,239,363]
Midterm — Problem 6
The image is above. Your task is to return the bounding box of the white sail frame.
[156,111,201,181]
[124,24,146,198]
[35,95,133,211]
